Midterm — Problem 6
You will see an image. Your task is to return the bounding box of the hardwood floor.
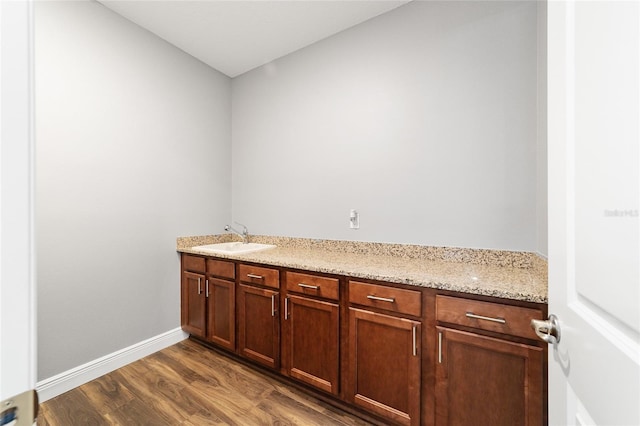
[38,338,373,425]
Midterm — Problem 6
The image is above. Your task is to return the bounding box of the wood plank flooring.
[38,338,373,425]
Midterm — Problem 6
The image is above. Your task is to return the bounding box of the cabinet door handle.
[465,312,506,324]
[438,331,443,363]
[284,297,289,320]
[367,295,395,303]
[205,280,209,298]
[298,283,319,290]
[412,325,417,357]
[197,277,202,295]
[271,294,276,317]
[247,273,263,280]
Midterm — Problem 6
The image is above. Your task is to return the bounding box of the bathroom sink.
[192,242,276,255]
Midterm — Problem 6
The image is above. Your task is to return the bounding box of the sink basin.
[192,242,276,255]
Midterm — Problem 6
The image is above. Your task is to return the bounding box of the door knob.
[531,314,561,344]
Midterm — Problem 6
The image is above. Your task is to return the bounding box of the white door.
[0,0,37,406]
[547,0,640,425]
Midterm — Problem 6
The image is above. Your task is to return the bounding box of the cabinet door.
[435,327,544,426]
[285,295,339,395]
[206,277,235,350]
[348,308,421,426]
[181,271,206,337]
[237,284,280,369]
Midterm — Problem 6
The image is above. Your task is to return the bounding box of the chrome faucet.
[224,222,249,244]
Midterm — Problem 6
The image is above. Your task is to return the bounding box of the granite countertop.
[177,235,548,304]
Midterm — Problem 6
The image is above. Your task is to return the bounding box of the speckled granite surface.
[177,235,548,304]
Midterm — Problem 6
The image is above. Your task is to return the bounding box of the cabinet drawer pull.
[197,277,202,295]
[247,273,264,280]
[271,294,276,317]
[284,297,289,320]
[465,312,506,324]
[412,326,417,357]
[367,295,395,303]
[298,283,319,290]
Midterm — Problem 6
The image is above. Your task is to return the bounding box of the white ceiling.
[98,1,411,78]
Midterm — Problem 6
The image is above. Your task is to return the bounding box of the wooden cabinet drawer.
[239,264,280,289]
[285,271,339,301]
[349,281,421,317]
[183,255,205,273]
[206,258,235,279]
[436,295,543,340]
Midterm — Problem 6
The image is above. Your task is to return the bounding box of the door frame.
[0,0,37,399]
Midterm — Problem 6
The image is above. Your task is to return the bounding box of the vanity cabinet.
[237,264,281,370]
[282,271,340,395]
[347,281,422,426]
[180,252,547,426]
[434,295,545,426]
[181,255,207,338]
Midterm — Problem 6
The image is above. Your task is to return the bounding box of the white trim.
[27,0,37,392]
[0,0,36,400]
[36,328,188,402]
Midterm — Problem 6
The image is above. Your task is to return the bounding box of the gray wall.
[35,0,546,381]
[36,1,231,379]
[232,1,540,251]
[536,0,548,257]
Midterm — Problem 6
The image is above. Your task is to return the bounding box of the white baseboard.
[36,327,188,402]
